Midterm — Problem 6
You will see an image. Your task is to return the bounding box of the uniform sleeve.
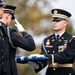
[10,28,36,51]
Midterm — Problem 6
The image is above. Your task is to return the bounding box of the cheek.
[0,9,3,15]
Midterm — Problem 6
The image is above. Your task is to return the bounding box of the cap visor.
[52,18,66,21]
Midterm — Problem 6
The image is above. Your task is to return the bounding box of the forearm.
[10,29,36,51]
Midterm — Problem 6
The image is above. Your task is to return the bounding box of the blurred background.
[4,0,75,75]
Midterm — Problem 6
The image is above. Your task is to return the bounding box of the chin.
[53,29,58,31]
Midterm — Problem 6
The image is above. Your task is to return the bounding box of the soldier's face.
[6,14,12,25]
[0,6,4,19]
[52,20,67,32]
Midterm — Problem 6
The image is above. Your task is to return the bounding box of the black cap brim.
[12,15,15,20]
[52,18,66,21]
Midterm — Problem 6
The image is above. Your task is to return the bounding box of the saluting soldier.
[0,0,5,19]
[0,4,36,75]
[31,9,75,75]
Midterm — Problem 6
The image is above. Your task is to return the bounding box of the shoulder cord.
[7,27,16,49]
[42,40,48,54]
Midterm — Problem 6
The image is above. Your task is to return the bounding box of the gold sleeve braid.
[24,34,29,38]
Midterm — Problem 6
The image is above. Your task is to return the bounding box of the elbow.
[26,42,36,51]
[29,44,36,51]
[29,40,36,51]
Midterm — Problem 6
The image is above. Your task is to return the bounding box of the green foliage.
[66,23,73,34]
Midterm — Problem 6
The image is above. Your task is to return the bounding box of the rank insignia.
[52,36,54,39]
[62,37,64,39]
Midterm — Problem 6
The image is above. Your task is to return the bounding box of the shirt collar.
[55,31,65,37]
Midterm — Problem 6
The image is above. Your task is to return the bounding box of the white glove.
[15,19,25,32]
[15,23,25,32]
[28,61,39,69]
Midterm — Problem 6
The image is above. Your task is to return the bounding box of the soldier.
[29,9,75,75]
[0,4,36,75]
[0,0,6,19]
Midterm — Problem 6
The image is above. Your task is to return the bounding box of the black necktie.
[56,35,59,39]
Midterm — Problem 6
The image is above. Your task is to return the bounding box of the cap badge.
[54,10,58,14]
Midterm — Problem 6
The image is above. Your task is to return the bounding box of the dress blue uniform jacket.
[0,22,36,75]
[35,32,75,75]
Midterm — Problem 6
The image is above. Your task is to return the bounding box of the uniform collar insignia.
[61,37,64,39]
[58,39,61,42]
[51,36,54,39]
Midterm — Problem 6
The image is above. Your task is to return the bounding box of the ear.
[64,20,68,26]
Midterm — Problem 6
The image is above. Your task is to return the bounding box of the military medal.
[64,40,68,48]
[45,39,53,48]
[58,45,65,53]
[58,46,61,53]
[46,39,50,45]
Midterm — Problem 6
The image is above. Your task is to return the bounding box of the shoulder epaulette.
[69,35,75,43]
